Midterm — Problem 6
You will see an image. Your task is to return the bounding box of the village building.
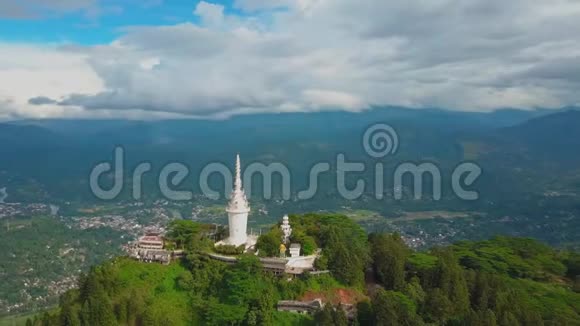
[276,299,324,315]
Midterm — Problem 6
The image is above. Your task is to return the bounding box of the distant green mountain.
[499,109,580,163]
[0,106,570,202]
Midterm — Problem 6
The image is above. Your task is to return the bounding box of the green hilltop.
[26,214,580,326]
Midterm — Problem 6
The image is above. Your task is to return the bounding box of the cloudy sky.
[1,0,580,120]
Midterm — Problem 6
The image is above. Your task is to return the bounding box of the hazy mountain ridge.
[0,107,578,203]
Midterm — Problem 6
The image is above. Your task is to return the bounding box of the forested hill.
[30,214,580,326]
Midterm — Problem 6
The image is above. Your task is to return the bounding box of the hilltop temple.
[215,154,257,249]
[127,155,318,275]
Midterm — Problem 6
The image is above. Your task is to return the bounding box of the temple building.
[137,234,164,249]
[215,155,257,249]
[126,232,172,264]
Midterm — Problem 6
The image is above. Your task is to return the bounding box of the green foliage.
[290,231,317,256]
[314,304,334,326]
[315,304,348,326]
[184,253,227,296]
[373,290,424,326]
[564,252,580,279]
[356,300,374,326]
[453,236,567,280]
[288,214,370,286]
[370,233,410,291]
[332,305,349,326]
[272,311,314,326]
[213,244,245,255]
[165,220,202,250]
[431,248,470,316]
[58,258,194,326]
[314,253,328,270]
[256,228,283,257]
[407,252,438,271]
[369,236,580,325]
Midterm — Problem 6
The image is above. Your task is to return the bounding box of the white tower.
[281,214,292,243]
[225,154,250,246]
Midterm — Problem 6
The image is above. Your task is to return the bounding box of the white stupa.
[281,214,292,243]
[219,154,252,247]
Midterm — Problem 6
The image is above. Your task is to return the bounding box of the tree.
[573,276,580,293]
[565,252,580,279]
[256,288,275,325]
[314,253,329,270]
[247,281,275,325]
[429,248,470,317]
[483,309,498,326]
[404,277,426,305]
[205,301,247,325]
[332,304,349,326]
[256,229,282,257]
[60,303,81,326]
[40,312,52,326]
[176,271,194,291]
[223,255,263,305]
[315,304,335,326]
[114,301,128,325]
[356,300,375,326]
[324,226,369,286]
[423,288,453,324]
[499,312,519,326]
[291,230,317,255]
[370,233,410,291]
[373,289,423,326]
[80,301,90,326]
[166,220,201,250]
[126,290,146,325]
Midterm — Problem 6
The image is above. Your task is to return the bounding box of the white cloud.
[3,0,580,119]
[303,89,365,110]
[0,43,103,119]
[194,1,225,26]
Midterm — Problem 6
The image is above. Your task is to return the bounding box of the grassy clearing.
[0,311,40,326]
[113,258,194,325]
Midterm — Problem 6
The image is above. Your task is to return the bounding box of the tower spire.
[227,154,249,213]
[235,153,242,191]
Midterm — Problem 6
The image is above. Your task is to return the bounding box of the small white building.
[289,243,301,258]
